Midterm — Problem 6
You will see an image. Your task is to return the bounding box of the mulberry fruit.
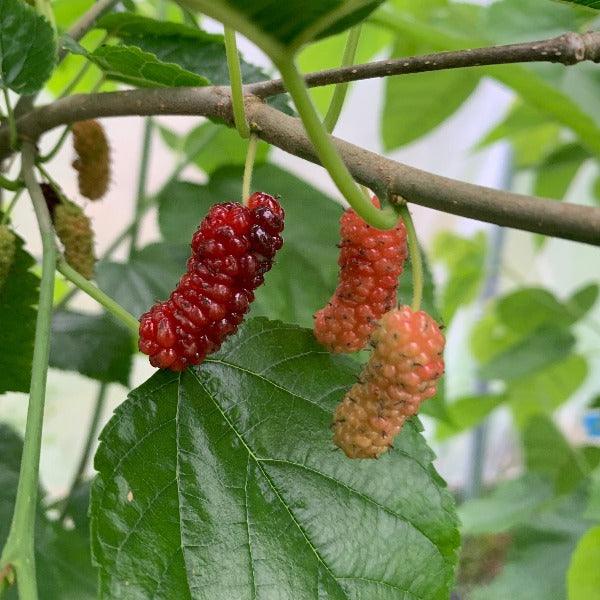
[314,198,407,353]
[333,306,445,458]
[52,199,96,280]
[0,225,16,289]
[138,192,284,371]
[72,120,110,200]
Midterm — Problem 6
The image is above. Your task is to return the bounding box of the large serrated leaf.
[49,310,134,386]
[0,0,56,93]
[91,318,459,599]
[0,232,37,394]
[0,425,96,599]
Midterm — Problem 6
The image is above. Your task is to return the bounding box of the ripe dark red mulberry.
[314,197,407,353]
[138,192,284,371]
[72,119,110,200]
[333,306,445,458]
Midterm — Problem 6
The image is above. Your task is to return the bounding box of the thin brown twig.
[248,31,600,98]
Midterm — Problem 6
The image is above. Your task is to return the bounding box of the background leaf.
[0,233,37,394]
[459,474,554,535]
[522,415,588,495]
[507,355,588,427]
[91,318,459,599]
[0,0,56,93]
[382,57,480,150]
[49,311,134,386]
[158,123,271,176]
[478,327,576,383]
[96,243,189,317]
[567,525,600,600]
[533,143,590,200]
[468,492,591,600]
[0,425,96,599]
[432,231,487,324]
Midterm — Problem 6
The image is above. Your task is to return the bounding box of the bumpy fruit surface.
[72,119,110,200]
[0,225,16,290]
[314,198,407,353]
[138,192,284,371]
[333,306,445,458]
[53,200,96,280]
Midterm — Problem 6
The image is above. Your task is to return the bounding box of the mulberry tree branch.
[1,85,599,244]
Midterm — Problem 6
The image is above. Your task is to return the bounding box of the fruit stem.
[0,142,57,600]
[224,27,250,139]
[323,25,362,133]
[275,55,398,230]
[399,204,423,312]
[58,382,108,521]
[242,133,259,203]
[129,117,154,258]
[56,259,140,338]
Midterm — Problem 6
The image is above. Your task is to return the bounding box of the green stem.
[224,27,250,139]
[37,126,71,164]
[242,134,259,202]
[399,204,423,312]
[323,25,362,133]
[0,172,22,192]
[0,189,24,225]
[0,143,57,600]
[56,259,140,337]
[275,55,397,229]
[129,117,154,258]
[58,383,108,521]
[2,88,17,150]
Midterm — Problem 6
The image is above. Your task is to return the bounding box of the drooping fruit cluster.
[314,197,407,353]
[333,305,445,458]
[0,225,16,290]
[72,119,110,200]
[138,192,284,371]
[41,183,96,280]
